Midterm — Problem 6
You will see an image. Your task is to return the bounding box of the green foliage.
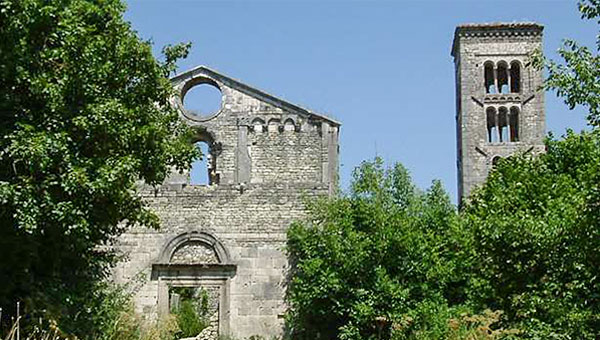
[463,130,600,339]
[171,287,210,338]
[0,0,197,336]
[286,158,472,340]
[175,300,208,338]
[532,0,600,127]
[287,129,600,339]
[93,283,180,340]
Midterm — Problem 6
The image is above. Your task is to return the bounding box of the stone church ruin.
[114,65,340,339]
[114,21,547,339]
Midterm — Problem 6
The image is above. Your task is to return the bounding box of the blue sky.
[125,0,594,202]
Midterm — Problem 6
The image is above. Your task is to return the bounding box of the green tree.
[286,158,472,340]
[461,1,600,337]
[0,0,197,335]
[463,130,600,338]
[537,0,600,127]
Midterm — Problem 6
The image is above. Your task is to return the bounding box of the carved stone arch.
[191,127,222,155]
[153,231,235,337]
[158,231,231,265]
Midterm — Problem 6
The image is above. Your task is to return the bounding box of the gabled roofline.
[171,65,341,126]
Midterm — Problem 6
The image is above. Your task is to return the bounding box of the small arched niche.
[283,118,296,132]
[492,156,502,168]
[251,118,265,133]
[267,118,280,133]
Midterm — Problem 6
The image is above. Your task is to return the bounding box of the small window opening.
[486,107,498,143]
[497,63,509,94]
[492,156,502,167]
[510,61,521,93]
[484,62,495,94]
[190,141,218,185]
[510,107,519,142]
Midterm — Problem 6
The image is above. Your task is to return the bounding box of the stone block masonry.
[452,23,546,203]
[113,66,340,339]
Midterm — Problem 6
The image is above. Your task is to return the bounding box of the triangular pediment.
[171,65,340,126]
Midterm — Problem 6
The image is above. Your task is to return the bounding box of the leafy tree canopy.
[0,0,197,334]
[288,2,600,337]
[463,130,600,338]
[537,0,600,126]
[286,158,474,340]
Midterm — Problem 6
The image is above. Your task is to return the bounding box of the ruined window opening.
[484,62,495,94]
[183,82,223,119]
[498,107,508,142]
[190,141,218,185]
[510,106,520,142]
[486,107,498,143]
[510,61,521,93]
[267,118,280,133]
[497,62,509,94]
[252,118,265,133]
[283,118,295,132]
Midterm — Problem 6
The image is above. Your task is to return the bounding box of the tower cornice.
[452,22,544,58]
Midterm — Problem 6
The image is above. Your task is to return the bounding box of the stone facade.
[452,23,546,202]
[114,66,340,339]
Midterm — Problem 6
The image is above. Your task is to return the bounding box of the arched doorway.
[152,232,236,338]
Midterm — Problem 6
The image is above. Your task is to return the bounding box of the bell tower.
[452,23,546,202]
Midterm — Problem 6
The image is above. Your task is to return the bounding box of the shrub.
[463,130,600,338]
[286,158,470,339]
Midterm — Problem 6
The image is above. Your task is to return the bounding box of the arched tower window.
[497,62,509,94]
[486,107,498,143]
[484,62,495,94]
[510,61,521,93]
[498,107,508,142]
[509,106,520,142]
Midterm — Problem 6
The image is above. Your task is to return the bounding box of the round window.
[182,82,222,120]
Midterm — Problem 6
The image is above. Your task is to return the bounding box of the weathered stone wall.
[114,66,340,339]
[452,23,546,201]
